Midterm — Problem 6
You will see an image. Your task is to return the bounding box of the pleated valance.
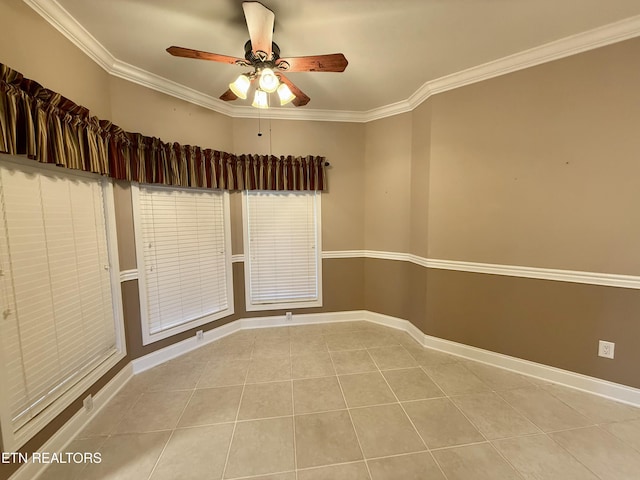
[0,62,326,191]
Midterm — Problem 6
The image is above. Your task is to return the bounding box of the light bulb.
[259,68,279,93]
[252,89,269,109]
[277,83,296,106]
[229,74,250,99]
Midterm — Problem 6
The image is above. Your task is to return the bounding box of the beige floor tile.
[324,332,366,351]
[403,398,484,449]
[82,431,171,480]
[114,390,192,433]
[349,404,425,458]
[602,418,640,453]
[225,417,295,478]
[359,331,401,348]
[451,392,540,440]
[295,410,363,468]
[179,343,220,363]
[292,352,336,379]
[432,443,521,480]
[298,462,370,480]
[404,346,459,367]
[197,359,249,388]
[213,337,255,359]
[221,329,257,343]
[238,381,293,420]
[38,436,107,480]
[423,363,491,395]
[79,389,140,438]
[246,355,292,383]
[493,434,599,480]
[367,346,418,370]
[322,321,368,335]
[339,372,397,407]
[178,386,242,427]
[544,384,640,423]
[242,473,296,480]
[463,361,534,390]
[289,324,326,337]
[367,452,445,480]
[382,368,444,401]
[143,360,206,391]
[252,338,292,358]
[290,335,328,355]
[150,424,234,480]
[330,350,377,374]
[550,426,640,480]
[498,387,593,432]
[253,326,291,340]
[293,376,346,414]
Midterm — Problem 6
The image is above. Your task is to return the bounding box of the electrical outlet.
[196,330,204,341]
[286,312,292,321]
[83,394,93,412]
[598,340,615,359]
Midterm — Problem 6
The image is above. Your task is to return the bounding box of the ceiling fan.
[167,1,348,108]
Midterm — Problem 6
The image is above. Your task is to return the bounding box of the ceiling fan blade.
[276,53,348,73]
[278,74,310,107]
[219,89,238,102]
[242,2,274,57]
[167,46,247,66]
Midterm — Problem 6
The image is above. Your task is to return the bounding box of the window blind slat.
[138,187,230,336]
[245,192,320,305]
[0,163,117,435]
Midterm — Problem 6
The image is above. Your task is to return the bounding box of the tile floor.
[38,321,640,480]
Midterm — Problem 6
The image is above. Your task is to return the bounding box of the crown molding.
[25,0,640,123]
[425,14,640,98]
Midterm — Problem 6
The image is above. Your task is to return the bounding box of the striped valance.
[0,63,326,191]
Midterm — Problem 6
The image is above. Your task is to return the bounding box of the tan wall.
[3,2,640,474]
[364,113,413,253]
[427,38,640,275]
[409,100,432,259]
[420,269,640,389]
[231,118,366,252]
[0,0,112,119]
[108,77,234,152]
[368,38,640,391]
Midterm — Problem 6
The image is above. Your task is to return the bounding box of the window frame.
[242,190,323,312]
[0,154,126,452]
[132,183,234,345]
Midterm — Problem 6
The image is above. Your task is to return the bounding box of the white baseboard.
[14,310,640,479]
[132,309,640,407]
[12,364,133,480]
[131,311,367,374]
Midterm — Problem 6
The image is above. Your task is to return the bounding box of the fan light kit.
[166,1,348,109]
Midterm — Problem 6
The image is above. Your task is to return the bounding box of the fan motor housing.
[244,40,281,65]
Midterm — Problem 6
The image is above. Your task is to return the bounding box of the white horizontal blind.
[138,186,229,335]
[0,162,116,435]
[245,191,319,305]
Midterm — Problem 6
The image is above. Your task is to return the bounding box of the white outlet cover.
[598,340,615,359]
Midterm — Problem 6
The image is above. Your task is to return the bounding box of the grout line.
[372,350,451,480]
[72,323,640,480]
[145,382,198,480]
[220,342,253,479]
[328,349,374,480]
[290,335,298,480]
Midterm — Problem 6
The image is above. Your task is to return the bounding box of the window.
[133,185,233,345]
[0,156,125,451]
[243,191,322,311]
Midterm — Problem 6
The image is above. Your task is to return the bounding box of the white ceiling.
[29,0,640,121]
